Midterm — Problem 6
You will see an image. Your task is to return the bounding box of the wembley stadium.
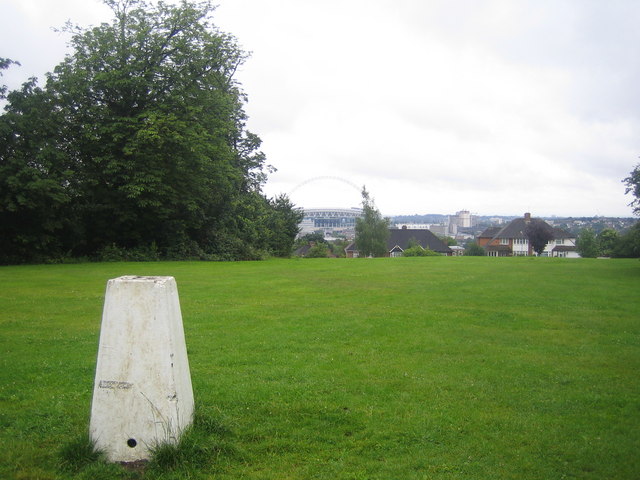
[298,207,363,237]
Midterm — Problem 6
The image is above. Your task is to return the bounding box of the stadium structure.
[298,207,363,238]
[291,177,364,238]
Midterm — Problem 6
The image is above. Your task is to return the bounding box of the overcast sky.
[2,0,639,217]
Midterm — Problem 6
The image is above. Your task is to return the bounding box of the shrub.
[464,242,485,256]
[305,243,330,258]
[403,246,440,257]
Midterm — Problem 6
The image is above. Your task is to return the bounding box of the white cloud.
[1,0,638,216]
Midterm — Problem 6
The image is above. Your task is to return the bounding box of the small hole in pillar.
[127,438,137,448]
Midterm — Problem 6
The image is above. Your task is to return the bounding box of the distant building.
[393,223,430,230]
[477,213,579,257]
[449,210,477,229]
[345,227,453,258]
[429,225,449,237]
[394,223,451,238]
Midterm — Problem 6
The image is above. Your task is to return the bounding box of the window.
[556,238,564,245]
[500,238,509,245]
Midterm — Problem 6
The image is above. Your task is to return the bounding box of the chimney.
[524,212,531,223]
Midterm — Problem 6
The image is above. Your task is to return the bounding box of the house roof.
[344,242,356,253]
[344,228,453,255]
[478,226,502,239]
[482,215,574,243]
[387,228,452,253]
[551,227,573,239]
[493,217,530,239]
[294,244,312,256]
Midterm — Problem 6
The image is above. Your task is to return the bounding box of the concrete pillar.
[89,276,194,463]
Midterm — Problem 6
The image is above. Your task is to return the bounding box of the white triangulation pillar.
[89,276,194,463]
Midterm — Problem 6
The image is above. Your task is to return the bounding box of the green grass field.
[1,257,639,479]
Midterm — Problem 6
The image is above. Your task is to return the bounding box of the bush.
[95,243,160,262]
[464,242,485,256]
[305,243,330,258]
[613,222,640,258]
[403,246,440,257]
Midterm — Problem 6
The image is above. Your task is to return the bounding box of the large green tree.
[0,58,19,99]
[576,228,599,258]
[597,228,620,257]
[0,78,75,263]
[0,0,298,262]
[355,187,389,257]
[264,195,303,257]
[613,222,640,258]
[623,163,640,215]
[619,163,640,258]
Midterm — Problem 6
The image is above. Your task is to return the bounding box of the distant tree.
[612,222,640,258]
[623,163,640,215]
[597,228,620,257]
[296,232,326,246]
[328,239,350,258]
[439,236,458,246]
[576,228,599,258]
[355,187,390,257]
[264,195,303,257]
[305,242,329,258]
[464,242,485,256]
[525,219,555,255]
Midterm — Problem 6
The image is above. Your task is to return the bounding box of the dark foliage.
[464,242,485,256]
[623,163,640,216]
[355,187,390,257]
[613,221,640,258]
[525,219,555,255]
[576,228,599,258]
[0,0,300,263]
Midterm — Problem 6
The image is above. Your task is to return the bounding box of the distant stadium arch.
[291,177,364,238]
[289,176,362,196]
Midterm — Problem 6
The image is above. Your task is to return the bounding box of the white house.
[478,213,579,257]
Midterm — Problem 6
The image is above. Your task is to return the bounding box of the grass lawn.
[0,257,639,479]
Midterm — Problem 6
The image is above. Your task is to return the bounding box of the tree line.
[576,224,640,258]
[0,0,302,264]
